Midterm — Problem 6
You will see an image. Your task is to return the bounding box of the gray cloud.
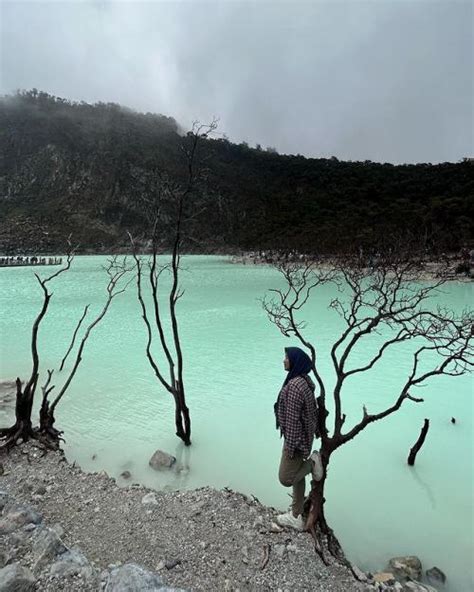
[1,0,472,163]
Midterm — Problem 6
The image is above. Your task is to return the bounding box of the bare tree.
[0,255,131,451]
[129,120,218,446]
[263,250,473,564]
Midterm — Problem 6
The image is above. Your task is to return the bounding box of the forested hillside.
[1,90,472,253]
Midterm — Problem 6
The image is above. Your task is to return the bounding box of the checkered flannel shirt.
[277,375,318,458]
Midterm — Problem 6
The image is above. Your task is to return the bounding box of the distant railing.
[0,256,63,267]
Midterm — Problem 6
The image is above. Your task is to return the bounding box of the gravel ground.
[0,441,363,591]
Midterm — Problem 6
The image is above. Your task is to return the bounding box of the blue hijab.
[274,346,314,430]
[283,347,313,386]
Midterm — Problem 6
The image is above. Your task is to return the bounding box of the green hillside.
[1,90,472,254]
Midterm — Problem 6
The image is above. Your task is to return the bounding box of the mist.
[1,0,472,163]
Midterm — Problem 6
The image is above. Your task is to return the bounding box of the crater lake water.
[0,255,472,591]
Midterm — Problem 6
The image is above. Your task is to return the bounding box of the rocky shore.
[0,443,447,591]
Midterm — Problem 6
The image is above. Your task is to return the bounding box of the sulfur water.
[0,256,472,591]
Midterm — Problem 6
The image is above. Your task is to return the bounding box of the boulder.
[104,563,184,591]
[32,526,67,570]
[0,564,35,591]
[425,566,446,585]
[49,548,94,581]
[0,507,42,535]
[387,556,422,582]
[149,450,176,471]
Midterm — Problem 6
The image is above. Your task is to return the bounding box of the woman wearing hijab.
[274,346,323,530]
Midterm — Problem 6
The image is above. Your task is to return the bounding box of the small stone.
[149,449,176,471]
[120,471,131,480]
[199,541,208,550]
[141,493,158,505]
[425,566,446,585]
[52,524,65,538]
[0,506,42,534]
[373,572,396,584]
[156,560,166,571]
[274,544,286,558]
[165,559,181,570]
[253,515,264,527]
[35,485,47,495]
[269,521,283,533]
[351,563,369,582]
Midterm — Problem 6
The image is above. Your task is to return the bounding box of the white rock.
[141,493,158,505]
[269,522,283,533]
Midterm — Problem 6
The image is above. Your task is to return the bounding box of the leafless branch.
[59,305,89,371]
[264,249,473,446]
[49,257,132,413]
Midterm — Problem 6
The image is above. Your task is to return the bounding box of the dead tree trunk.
[303,445,347,565]
[172,384,191,446]
[407,419,430,466]
[0,254,129,452]
[0,379,36,450]
[130,121,217,446]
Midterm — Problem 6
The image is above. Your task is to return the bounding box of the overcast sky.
[1,0,472,163]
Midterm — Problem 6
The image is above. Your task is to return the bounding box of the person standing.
[275,346,323,530]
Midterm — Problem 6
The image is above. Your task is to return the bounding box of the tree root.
[0,421,36,453]
[304,480,348,567]
[0,419,64,454]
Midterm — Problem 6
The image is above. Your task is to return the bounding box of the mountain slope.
[1,90,472,253]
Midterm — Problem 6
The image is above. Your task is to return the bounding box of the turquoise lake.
[0,256,472,591]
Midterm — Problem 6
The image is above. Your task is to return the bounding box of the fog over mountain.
[1,0,472,163]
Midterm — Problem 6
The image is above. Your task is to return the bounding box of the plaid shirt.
[277,375,318,458]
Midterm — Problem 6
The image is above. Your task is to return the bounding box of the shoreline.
[0,250,471,283]
[0,442,362,592]
[0,442,452,591]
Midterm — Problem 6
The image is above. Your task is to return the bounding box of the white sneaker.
[309,450,323,481]
[276,511,304,531]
